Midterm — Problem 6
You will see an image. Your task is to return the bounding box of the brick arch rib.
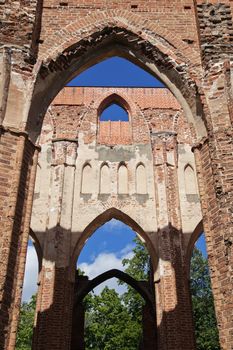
[29,228,43,272]
[185,220,204,275]
[75,269,154,309]
[98,93,131,118]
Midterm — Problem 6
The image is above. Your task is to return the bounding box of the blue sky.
[195,234,207,257]
[78,220,136,264]
[22,57,206,301]
[100,103,129,121]
[67,57,164,87]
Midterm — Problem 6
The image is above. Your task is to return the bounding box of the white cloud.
[21,238,136,301]
[22,245,39,302]
[78,244,135,295]
[104,219,126,231]
[79,252,124,277]
[119,243,135,257]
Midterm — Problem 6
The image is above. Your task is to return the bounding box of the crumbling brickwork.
[197,2,233,67]
[0,1,232,350]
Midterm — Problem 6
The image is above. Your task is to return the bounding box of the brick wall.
[0,1,233,350]
[98,121,132,145]
[48,86,189,145]
[40,0,200,57]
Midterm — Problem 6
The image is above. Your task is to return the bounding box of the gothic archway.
[71,269,157,350]
[26,21,207,143]
[71,208,158,275]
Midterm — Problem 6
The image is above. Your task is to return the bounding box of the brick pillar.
[195,5,233,348]
[141,303,157,350]
[151,131,195,350]
[0,127,39,350]
[203,67,233,350]
[71,302,85,350]
[193,134,233,350]
[33,139,78,350]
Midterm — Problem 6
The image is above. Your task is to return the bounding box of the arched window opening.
[184,164,197,195]
[190,233,220,350]
[81,163,93,194]
[77,219,149,280]
[98,95,132,145]
[100,103,129,121]
[118,164,128,194]
[136,163,147,194]
[100,163,111,194]
[74,218,155,350]
[16,237,39,350]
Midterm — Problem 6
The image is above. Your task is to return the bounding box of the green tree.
[84,237,149,349]
[190,247,220,350]
[84,287,142,350]
[121,237,150,321]
[16,295,36,350]
[122,237,150,281]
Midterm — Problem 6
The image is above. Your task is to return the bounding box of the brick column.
[71,302,85,350]
[141,303,157,350]
[151,131,195,350]
[205,67,233,350]
[33,139,78,350]
[195,5,233,347]
[0,127,39,350]
[193,133,233,350]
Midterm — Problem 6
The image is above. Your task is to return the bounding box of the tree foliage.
[16,295,36,350]
[84,237,148,349]
[84,287,142,350]
[190,247,220,350]
[120,237,150,321]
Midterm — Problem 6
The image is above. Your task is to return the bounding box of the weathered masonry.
[0,1,232,350]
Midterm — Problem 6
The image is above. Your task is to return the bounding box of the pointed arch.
[93,91,139,119]
[100,163,111,194]
[184,164,197,195]
[75,269,154,308]
[96,92,138,145]
[136,163,147,194]
[100,103,129,122]
[98,93,131,120]
[27,15,207,143]
[29,228,43,272]
[71,207,158,273]
[81,163,93,194]
[41,10,200,64]
[118,163,128,194]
